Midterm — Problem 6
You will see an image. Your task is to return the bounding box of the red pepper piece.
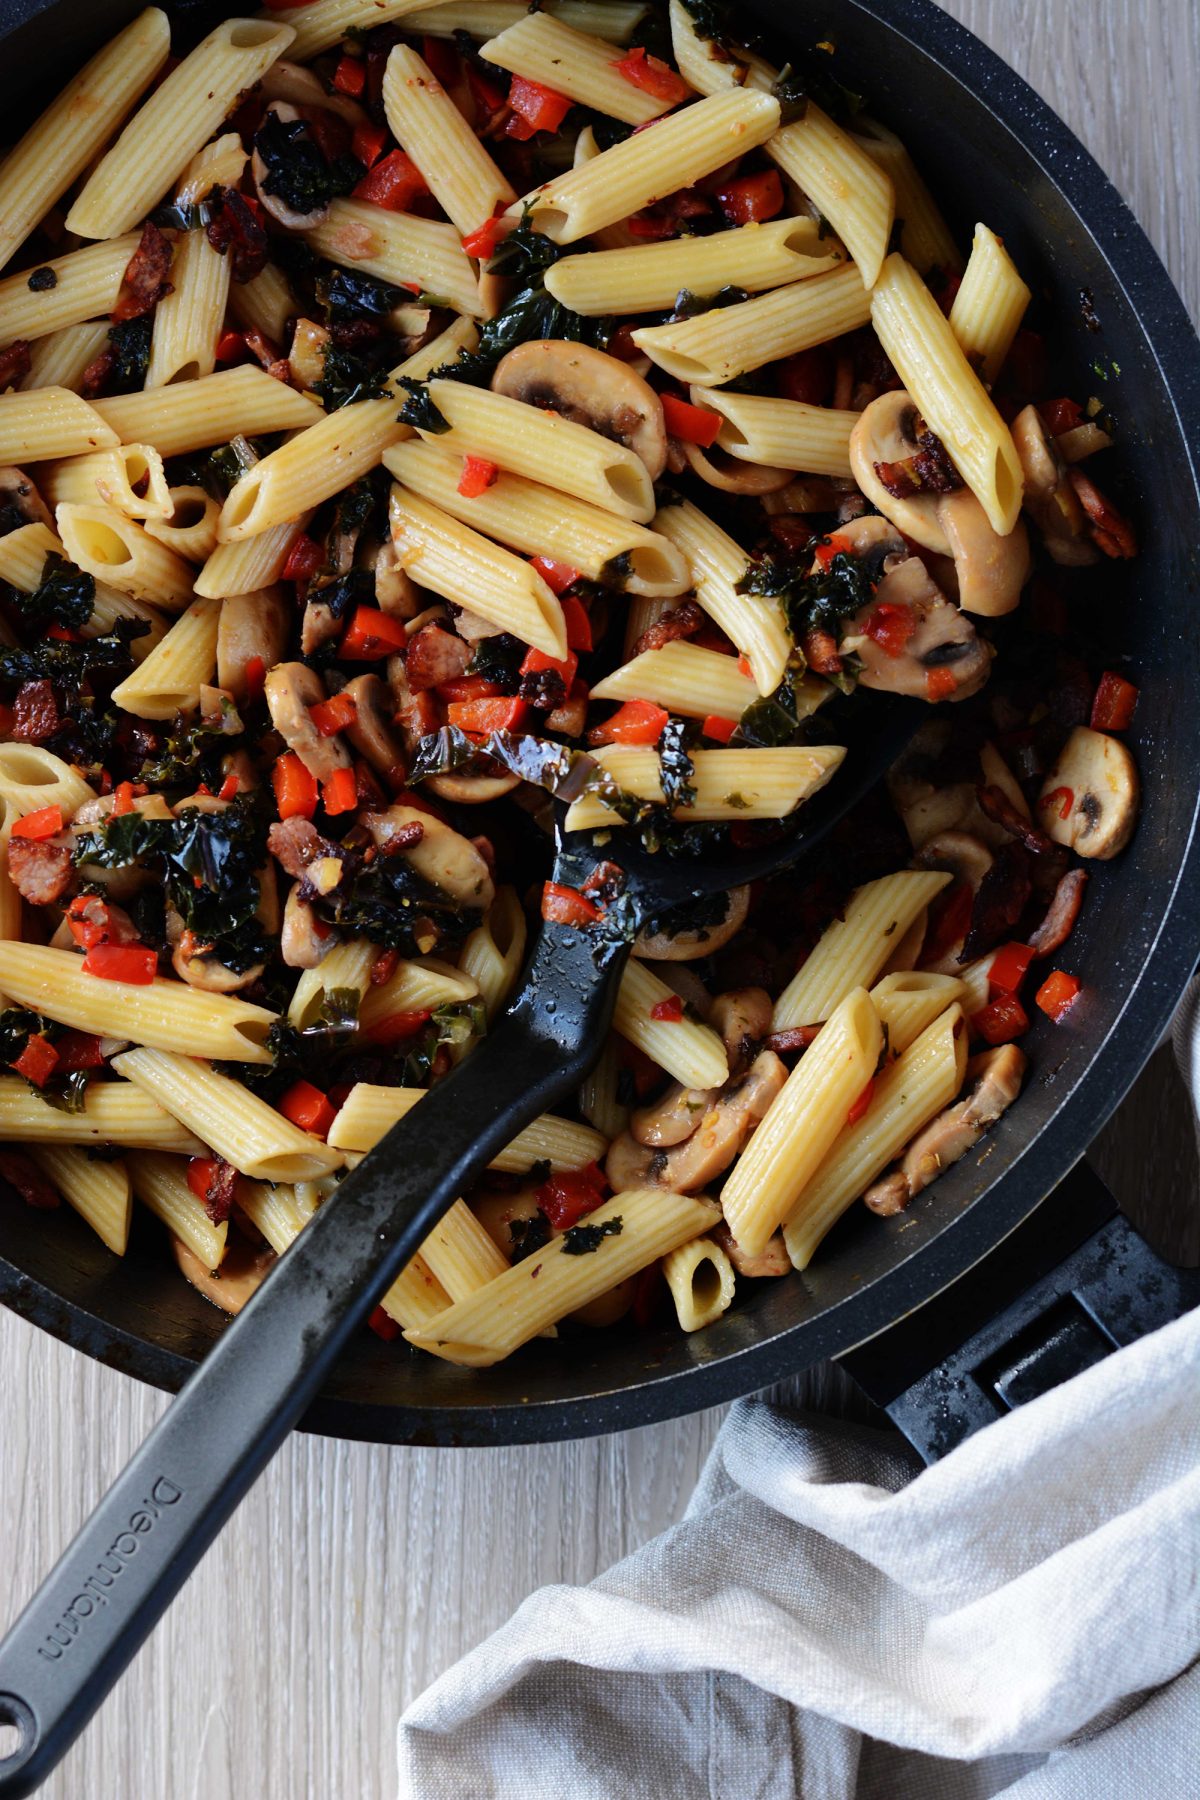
[588,698,669,746]
[457,453,500,497]
[278,1079,337,1138]
[863,600,916,658]
[530,555,581,595]
[11,805,63,840]
[282,533,323,583]
[925,666,958,702]
[362,1009,433,1047]
[352,119,389,169]
[505,74,572,139]
[446,696,528,734]
[701,714,737,742]
[537,1167,607,1231]
[81,944,158,984]
[611,46,690,106]
[309,691,358,736]
[55,1030,106,1072]
[368,1304,402,1341]
[273,752,319,821]
[322,767,358,815]
[1035,968,1081,1022]
[1089,670,1139,732]
[713,169,784,225]
[340,605,409,660]
[353,149,427,212]
[461,214,504,259]
[987,941,1034,997]
[333,53,366,96]
[520,646,578,686]
[541,882,604,927]
[661,391,721,447]
[970,992,1030,1045]
[650,995,684,1022]
[13,1034,59,1089]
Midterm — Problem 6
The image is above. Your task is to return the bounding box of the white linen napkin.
[397,992,1200,1799]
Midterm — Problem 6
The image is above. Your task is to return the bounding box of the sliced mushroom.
[936,487,1031,617]
[0,466,53,529]
[679,438,793,495]
[172,941,265,994]
[281,882,336,969]
[252,103,337,231]
[491,340,668,481]
[365,805,495,910]
[1010,404,1098,567]
[259,60,366,126]
[264,661,352,786]
[709,986,773,1069]
[863,1043,1026,1215]
[631,1081,719,1148]
[849,392,954,554]
[912,831,994,893]
[290,318,331,392]
[218,587,290,702]
[172,1234,277,1314]
[1036,725,1139,860]
[340,674,405,785]
[824,510,907,566]
[633,885,750,962]
[711,1219,791,1278]
[426,772,522,804]
[372,539,421,618]
[840,553,993,703]
[604,1050,787,1194]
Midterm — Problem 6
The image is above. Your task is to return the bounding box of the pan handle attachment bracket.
[839,1161,1200,1462]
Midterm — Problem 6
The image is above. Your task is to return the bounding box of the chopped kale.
[773,57,863,128]
[672,284,749,319]
[253,114,364,218]
[509,1210,552,1264]
[486,209,563,284]
[589,115,633,151]
[0,1008,89,1111]
[0,1007,51,1065]
[26,267,56,292]
[300,985,361,1036]
[319,267,404,317]
[397,377,450,433]
[466,632,524,693]
[736,549,875,648]
[643,889,730,940]
[136,704,243,788]
[678,0,735,45]
[0,622,145,690]
[657,718,697,810]
[8,553,95,630]
[310,568,376,621]
[314,343,392,412]
[736,694,802,747]
[432,998,488,1049]
[562,1216,623,1255]
[313,850,483,956]
[105,317,152,394]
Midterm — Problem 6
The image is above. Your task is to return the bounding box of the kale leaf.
[106,318,153,394]
[509,1210,552,1264]
[736,549,875,648]
[657,719,697,810]
[136,705,243,788]
[0,623,146,690]
[562,1216,623,1255]
[309,568,376,621]
[314,343,393,411]
[397,378,450,433]
[318,268,404,317]
[9,553,95,629]
[253,114,364,217]
[466,632,524,693]
[672,284,749,319]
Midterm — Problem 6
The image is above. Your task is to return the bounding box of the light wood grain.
[0,5,1196,1796]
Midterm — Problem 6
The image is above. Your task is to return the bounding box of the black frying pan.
[0,0,1196,1448]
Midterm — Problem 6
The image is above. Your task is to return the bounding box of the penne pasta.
[0,390,118,463]
[0,520,167,660]
[110,594,221,720]
[852,115,963,277]
[379,1253,454,1332]
[782,1005,969,1268]
[0,744,96,819]
[419,1199,510,1299]
[870,252,1024,535]
[56,502,196,612]
[304,198,480,318]
[357,957,480,1031]
[67,19,295,239]
[767,102,895,289]
[287,939,378,1029]
[195,516,311,598]
[114,1050,344,1181]
[238,1178,317,1257]
[667,0,774,96]
[457,888,527,1021]
[418,2,647,44]
[145,230,232,388]
[653,499,793,692]
[174,131,249,207]
[614,958,728,1089]
[948,223,1032,385]
[29,1146,132,1257]
[91,368,324,458]
[578,1033,629,1141]
[143,487,222,563]
[0,943,276,1063]
[404,1188,717,1364]
[0,235,141,345]
[692,388,859,476]
[228,262,297,344]
[662,1235,736,1331]
[633,263,870,387]
[383,44,515,235]
[388,486,568,657]
[773,871,952,1029]
[720,986,883,1255]
[127,1151,228,1269]
[543,216,839,315]
[564,744,846,829]
[39,444,171,521]
[384,437,689,595]
[869,970,967,1054]
[259,0,449,60]
[21,324,113,395]
[590,640,761,719]
[480,12,673,125]
[326,1083,605,1171]
[0,1078,204,1155]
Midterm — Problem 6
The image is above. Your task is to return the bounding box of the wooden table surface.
[2,3,1198,1795]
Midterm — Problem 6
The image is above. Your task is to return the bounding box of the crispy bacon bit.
[381,820,424,852]
[111,222,174,323]
[78,347,116,398]
[404,623,472,692]
[874,418,962,498]
[962,843,1032,962]
[267,816,336,878]
[763,1025,821,1054]
[803,628,843,675]
[11,679,60,743]
[1027,866,1088,956]
[0,1148,60,1210]
[205,186,270,284]
[976,783,1057,856]
[1067,468,1137,558]
[632,598,704,657]
[8,835,74,905]
[201,1158,239,1225]
[0,339,31,388]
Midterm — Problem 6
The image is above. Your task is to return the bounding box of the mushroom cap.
[849,391,953,554]
[679,439,793,494]
[365,805,496,910]
[217,585,289,700]
[490,339,668,481]
[633,885,750,961]
[1036,725,1139,860]
[1011,403,1099,567]
[841,552,993,703]
[938,488,1031,617]
[264,661,352,785]
[252,103,337,232]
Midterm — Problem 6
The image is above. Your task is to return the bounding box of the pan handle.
[839,1161,1200,1461]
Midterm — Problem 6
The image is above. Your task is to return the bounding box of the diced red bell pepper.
[713,169,784,226]
[846,1076,875,1125]
[273,752,319,821]
[368,1304,402,1341]
[438,674,501,703]
[970,991,1029,1046]
[55,1030,106,1072]
[926,666,958,702]
[611,46,690,106]
[309,691,358,736]
[362,1008,433,1047]
[186,1157,222,1204]
[987,941,1034,997]
[559,595,593,652]
[520,646,578,686]
[113,780,138,817]
[340,606,409,660]
[922,880,974,966]
[1090,670,1139,732]
[618,1038,661,1098]
[812,533,853,571]
[47,624,82,642]
[353,149,428,212]
[1035,969,1081,1022]
[505,74,572,139]
[370,948,399,986]
[13,1034,59,1088]
[216,327,246,365]
[1041,396,1084,435]
[1042,785,1074,822]
[82,944,158,984]
[458,453,499,497]
[244,654,266,703]
[541,881,604,927]
[537,1167,607,1230]
[278,1079,337,1139]
[863,600,916,659]
[12,804,63,840]
[218,775,240,802]
[446,696,528,734]
[282,533,323,584]
[660,391,721,447]
[589,699,669,745]
[530,556,581,595]
[421,34,459,88]
[333,53,366,96]
[66,897,124,951]
[322,767,358,815]
[702,714,737,743]
[461,214,504,259]
[779,346,833,406]
[650,994,683,1022]
[352,119,390,169]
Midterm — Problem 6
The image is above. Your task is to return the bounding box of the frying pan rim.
[0,0,1198,1445]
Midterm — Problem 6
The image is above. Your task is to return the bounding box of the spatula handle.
[0,921,623,1797]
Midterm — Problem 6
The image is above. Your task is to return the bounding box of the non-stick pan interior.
[1,0,1198,1442]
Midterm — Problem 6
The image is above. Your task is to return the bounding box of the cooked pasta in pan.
[0,0,1141,1365]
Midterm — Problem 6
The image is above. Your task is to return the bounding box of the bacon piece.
[381,820,424,852]
[975,783,1057,856]
[763,1025,821,1055]
[803,628,843,675]
[267,816,335,879]
[961,843,1032,962]
[632,598,703,657]
[111,222,174,323]
[0,339,31,388]
[200,1157,239,1226]
[1027,866,1088,956]
[204,186,269,284]
[79,347,116,398]
[1068,469,1137,559]
[11,679,60,743]
[0,1149,60,1209]
[8,835,75,905]
[404,623,472,692]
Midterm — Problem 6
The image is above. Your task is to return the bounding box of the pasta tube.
[693,388,859,476]
[767,102,895,288]
[720,986,883,1255]
[481,13,673,125]
[0,944,276,1063]
[383,44,515,235]
[772,871,951,1029]
[326,1084,605,1171]
[633,263,870,387]
[418,2,647,44]
[590,640,760,720]
[852,116,962,277]
[56,503,195,612]
[114,1050,344,1181]
[195,517,311,599]
[0,235,141,345]
[30,1146,132,1256]
[0,390,118,463]
[143,487,222,563]
[304,199,480,318]
[662,1235,736,1331]
[0,744,96,818]
[357,958,479,1032]
[110,594,222,720]
[457,888,527,1020]
[0,1078,203,1155]
[21,325,113,394]
[127,1151,228,1269]
[563,745,846,828]
[40,444,171,521]
[948,223,1032,385]
[869,970,966,1054]
[145,230,232,388]
[92,368,324,458]
[653,499,793,692]
[0,521,166,659]
[259,0,449,60]
[614,959,728,1089]
[544,216,837,315]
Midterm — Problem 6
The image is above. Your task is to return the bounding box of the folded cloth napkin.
[398,994,1200,1799]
